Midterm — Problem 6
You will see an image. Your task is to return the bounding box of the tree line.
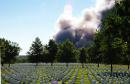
[0,38,20,66]
[27,0,130,68]
[87,0,130,71]
[0,0,130,70]
[27,37,92,67]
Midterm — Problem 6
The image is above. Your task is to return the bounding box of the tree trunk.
[111,63,113,76]
[1,62,4,66]
[82,63,84,68]
[36,63,38,66]
[8,64,10,67]
[51,62,53,66]
[66,63,68,67]
[128,63,129,69]
[98,63,99,67]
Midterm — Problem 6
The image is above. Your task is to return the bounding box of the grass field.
[1,63,130,84]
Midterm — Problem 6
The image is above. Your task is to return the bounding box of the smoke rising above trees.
[54,0,115,47]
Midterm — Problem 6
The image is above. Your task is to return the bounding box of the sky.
[0,0,96,55]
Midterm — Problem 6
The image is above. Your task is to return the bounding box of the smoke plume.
[54,0,115,47]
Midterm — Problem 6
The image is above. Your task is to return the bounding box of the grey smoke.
[54,0,115,47]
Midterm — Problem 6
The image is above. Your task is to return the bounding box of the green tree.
[100,0,130,72]
[57,40,79,63]
[87,32,103,67]
[126,54,130,69]
[79,48,87,68]
[7,42,20,66]
[87,0,130,73]
[27,37,44,65]
[46,39,58,65]
[0,38,20,66]
[0,38,6,65]
[42,44,49,63]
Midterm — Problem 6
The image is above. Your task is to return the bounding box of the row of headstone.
[86,64,130,84]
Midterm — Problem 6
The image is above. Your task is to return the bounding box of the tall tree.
[57,40,79,63]
[0,38,6,65]
[100,0,130,73]
[46,39,58,65]
[27,37,44,65]
[79,48,87,68]
[87,0,130,73]
[0,38,20,66]
[87,32,103,67]
[126,54,130,69]
[42,44,49,63]
[6,42,21,66]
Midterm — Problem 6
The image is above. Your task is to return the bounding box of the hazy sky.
[0,0,96,55]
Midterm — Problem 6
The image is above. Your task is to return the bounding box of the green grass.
[84,68,91,84]
[1,64,130,84]
[75,69,82,83]
[64,69,76,84]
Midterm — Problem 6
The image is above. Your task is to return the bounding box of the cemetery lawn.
[1,63,130,84]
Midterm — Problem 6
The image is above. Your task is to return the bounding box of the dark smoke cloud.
[54,0,115,47]
[55,28,75,43]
